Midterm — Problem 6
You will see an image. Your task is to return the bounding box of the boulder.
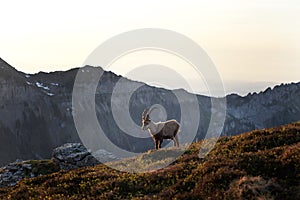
[52,143,100,170]
[0,162,25,187]
[0,143,119,187]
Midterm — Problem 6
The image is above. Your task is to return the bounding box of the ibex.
[142,108,180,149]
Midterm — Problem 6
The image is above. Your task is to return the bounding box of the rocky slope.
[0,122,299,199]
[0,143,119,188]
[0,57,299,165]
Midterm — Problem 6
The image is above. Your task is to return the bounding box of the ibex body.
[142,108,180,149]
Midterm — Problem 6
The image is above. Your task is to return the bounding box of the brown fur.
[142,108,180,149]
[150,120,180,149]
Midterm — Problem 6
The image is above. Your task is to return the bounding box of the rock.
[52,143,100,170]
[0,160,60,188]
[0,162,29,187]
[22,163,32,170]
[0,142,118,187]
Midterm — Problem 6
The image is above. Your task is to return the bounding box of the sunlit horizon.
[1,0,299,95]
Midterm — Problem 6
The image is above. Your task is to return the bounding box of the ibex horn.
[148,106,159,115]
[142,109,148,119]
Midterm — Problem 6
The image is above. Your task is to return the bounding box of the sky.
[0,0,299,96]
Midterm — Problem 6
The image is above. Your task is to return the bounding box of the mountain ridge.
[1,57,298,99]
[0,58,299,166]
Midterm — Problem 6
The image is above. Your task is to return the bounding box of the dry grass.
[0,122,299,199]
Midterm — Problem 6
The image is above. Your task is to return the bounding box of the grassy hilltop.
[0,122,299,199]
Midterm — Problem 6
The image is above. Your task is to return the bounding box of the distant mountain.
[0,57,299,165]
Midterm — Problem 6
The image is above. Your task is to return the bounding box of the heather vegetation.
[0,122,299,199]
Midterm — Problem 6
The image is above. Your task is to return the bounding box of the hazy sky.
[1,0,299,95]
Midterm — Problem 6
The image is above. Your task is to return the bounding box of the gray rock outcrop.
[51,143,118,170]
[0,159,59,188]
[0,162,28,187]
[52,143,100,170]
[0,143,119,187]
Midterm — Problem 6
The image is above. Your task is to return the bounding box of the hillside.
[0,57,299,166]
[0,122,299,199]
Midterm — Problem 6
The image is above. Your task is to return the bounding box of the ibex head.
[142,107,160,130]
[141,109,151,131]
